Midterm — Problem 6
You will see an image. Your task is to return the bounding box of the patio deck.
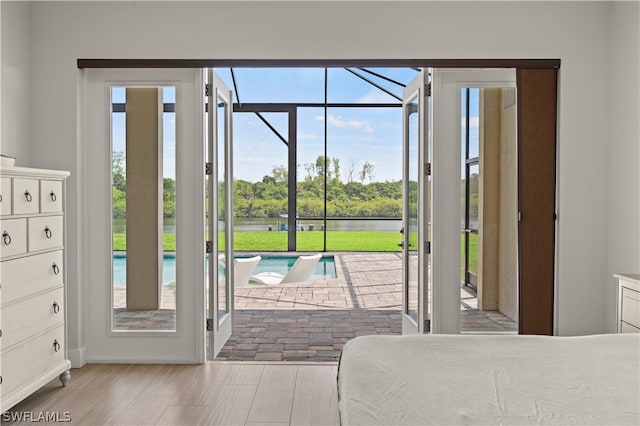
[113,252,517,361]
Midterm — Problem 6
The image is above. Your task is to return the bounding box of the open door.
[84,68,204,363]
[207,69,234,358]
[401,70,431,334]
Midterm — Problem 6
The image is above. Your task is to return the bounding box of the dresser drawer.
[1,250,63,304]
[1,218,27,258]
[2,287,64,349]
[1,326,67,398]
[40,180,63,213]
[28,215,63,252]
[1,177,12,215]
[621,287,640,328]
[12,178,39,215]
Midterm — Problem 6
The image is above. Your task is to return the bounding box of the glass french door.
[401,70,431,334]
[207,69,234,358]
[84,68,204,363]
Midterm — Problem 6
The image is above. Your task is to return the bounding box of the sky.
[111,69,479,182]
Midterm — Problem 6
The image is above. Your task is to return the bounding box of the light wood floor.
[4,363,340,426]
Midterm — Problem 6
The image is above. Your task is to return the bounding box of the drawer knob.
[52,263,60,275]
[44,226,52,239]
[0,375,2,385]
[25,190,32,202]
[2,231,11,246]
[50,191,57,202]
[53,340,61,352]
[53,302,60,314]
[0,194,3,202]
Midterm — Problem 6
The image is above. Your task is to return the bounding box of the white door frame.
[82,68,205,363]
[207,69,234,358]
[431,68,516,334]
[401,70,431,334]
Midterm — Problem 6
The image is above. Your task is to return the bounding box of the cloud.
[315,115,375,133]
[462,116,480,128]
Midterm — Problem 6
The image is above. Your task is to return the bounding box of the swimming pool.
[112,254,337,287]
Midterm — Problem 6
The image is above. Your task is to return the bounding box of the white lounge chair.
[231,255,262,288]
[249,253,322,286]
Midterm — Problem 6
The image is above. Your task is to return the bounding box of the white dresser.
[615,274,640,334]
[0,166,71,413]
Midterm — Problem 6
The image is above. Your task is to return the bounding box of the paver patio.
[113,252,517,360]
[218,253,516,361]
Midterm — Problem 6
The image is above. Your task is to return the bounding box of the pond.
[112,217,401,234]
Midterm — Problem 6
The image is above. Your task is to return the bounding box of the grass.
[112,231,479,262]
[113,231,403,252]
[113,233,176,251]
[113,231,478,258]
[461,232,479,278]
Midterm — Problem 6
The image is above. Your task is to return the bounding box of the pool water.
[112,255,336,287]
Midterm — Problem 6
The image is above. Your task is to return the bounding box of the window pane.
[112,86,176,331]
[327,68,418,104]
[217,68,325,103]
[297,108,325,251]
[405,96,419,323]
[217,95,229,323]
[233,113,289,251]
[325,107,402,252]
[468,88,480,159]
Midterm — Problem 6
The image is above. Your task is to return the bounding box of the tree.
[315,156,327,179]
[163,178,176,218]
[346,160,356,183]
[112,187,126,219]
[359,161,374,183]
[331,157,341,182]
[304,162,316,180]
[112,151,126,192]
[271,165,288,184]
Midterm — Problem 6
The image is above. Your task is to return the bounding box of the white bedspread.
[338,334,640,425]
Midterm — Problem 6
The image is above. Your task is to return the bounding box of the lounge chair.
[231,255,262,288]
[249,253,322,286]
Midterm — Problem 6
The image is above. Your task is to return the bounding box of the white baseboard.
[68,346,87,368]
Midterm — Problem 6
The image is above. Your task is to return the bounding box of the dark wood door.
[517,68,558,335]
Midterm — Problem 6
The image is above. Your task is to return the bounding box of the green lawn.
[113,233,177,251]
[113,231,403,252]
[461,232,479,278]
[113,231,479,263]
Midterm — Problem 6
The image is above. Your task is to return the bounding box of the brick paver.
[217,253,516,361]
[113,252,517,360]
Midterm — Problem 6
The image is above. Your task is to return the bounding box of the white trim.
[68,346,86,368]
[431,69,517,334]
[82,68,204,363]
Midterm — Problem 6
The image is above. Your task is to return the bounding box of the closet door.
[517,68,558,335]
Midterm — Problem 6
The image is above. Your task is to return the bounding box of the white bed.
[337,334,640,425]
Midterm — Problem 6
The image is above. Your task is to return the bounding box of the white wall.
[7,1,636,360]
[1,1,31,164]
[607,2,640,332]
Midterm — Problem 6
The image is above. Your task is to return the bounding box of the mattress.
[337,334,640,425]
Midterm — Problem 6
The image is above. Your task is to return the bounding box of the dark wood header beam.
[77,59,560,69]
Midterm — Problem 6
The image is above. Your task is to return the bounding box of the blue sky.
[111,69,479,182]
